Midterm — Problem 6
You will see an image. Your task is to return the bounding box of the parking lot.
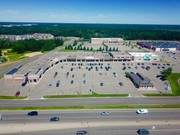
[22,59,173,99]
[0,46,179,99]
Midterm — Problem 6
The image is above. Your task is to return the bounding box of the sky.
[0,0,180,24]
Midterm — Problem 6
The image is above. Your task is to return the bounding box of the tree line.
[0,39,64,53]
[0,23,180,40]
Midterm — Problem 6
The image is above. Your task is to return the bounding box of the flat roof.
[128,52,158,57]
[138,42,180,48]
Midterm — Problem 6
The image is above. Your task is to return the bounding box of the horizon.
[1,21,180,26]
[0,0,180,25]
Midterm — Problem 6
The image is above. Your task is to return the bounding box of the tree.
[105,46,108,51]
[116,47,118,52]
[109,47,112,51]
[55,38,64,46]
[0,49,2,56]
[90,47,93,51]
[125,72,130,78]
[161,67,172,77]
[113,47,115,51]
[73,40,78,46]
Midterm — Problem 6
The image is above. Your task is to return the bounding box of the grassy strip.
[43,92,128,98]
[143,93,176,96]
[1,104,180,111]
[0,75,4,79]
[0,95,28,100]
[59,49,77,52]
[167,73,180,96]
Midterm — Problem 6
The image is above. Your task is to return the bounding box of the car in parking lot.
[100,82,103,86]
[136,109,148,114]
[50,117,60,122]
[0,114,2,120]
[83,80,87,84]
[15,91,20,97]
[76,130,89,135]
[137,129,149,135]
[56,80,60,87]
[119,82,123,86]
[101,111,110,115]
[27,111,38,116]
[71,80,74,84]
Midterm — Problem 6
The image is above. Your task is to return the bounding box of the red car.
[15,91,20,97]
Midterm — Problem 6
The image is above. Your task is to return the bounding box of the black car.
[50,117,60,122]
[137,129,149,135]
[27,111,38,116]
[76,130,89,135]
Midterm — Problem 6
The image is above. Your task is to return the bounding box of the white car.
[136,109,148,114]
[101,111,110,115]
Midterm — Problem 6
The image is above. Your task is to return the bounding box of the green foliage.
[73,40,78,46]
[0,95,27,99]
[0,24,180,40]
[167,73,180,96]
[1,39,64,54]
[0,49,2,56]
[125,72,130,78]
[54,38,64,46]
[161,67,172,77]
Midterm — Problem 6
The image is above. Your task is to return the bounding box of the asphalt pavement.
[0,97,180,108]
[0,109,180,135]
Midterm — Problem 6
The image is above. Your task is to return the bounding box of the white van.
[0,114,2,120]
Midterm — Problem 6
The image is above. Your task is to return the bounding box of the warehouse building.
[137,41,180,51]
[91,38,124,44]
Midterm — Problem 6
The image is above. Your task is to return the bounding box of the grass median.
[43,92,129,99]
[1,104,180,111]
[0,95,28,100]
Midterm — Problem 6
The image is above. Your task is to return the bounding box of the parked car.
[27,111,38,116]
[56,80,60,87]
[100,82,103,86]
[119,82,123,86]
[71,80,74,84]
[137,129,150,135]
[136,109,148,114]
[0,114,2,120]
[101,111,110,115]
[83,80,87,84]
[15,91,20,97]
[76,130,89,135]
[50,117,60,122]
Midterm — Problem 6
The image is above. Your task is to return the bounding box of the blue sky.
[0,0,180,24]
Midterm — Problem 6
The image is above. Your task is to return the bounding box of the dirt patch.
[25,52,43,57]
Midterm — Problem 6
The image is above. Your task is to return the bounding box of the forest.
[0,38,64,53]
[0,23,180,40]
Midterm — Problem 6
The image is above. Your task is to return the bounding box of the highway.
[0,97,180,108]
[0,109,180,135]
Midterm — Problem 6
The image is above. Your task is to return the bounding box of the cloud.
[1,10,18,14]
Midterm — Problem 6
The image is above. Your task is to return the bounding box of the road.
[0,97,180,108]
[0,55,40,76]
[0,109,180,135]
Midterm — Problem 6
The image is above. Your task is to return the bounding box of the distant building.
[0,33,54,41]
[137,41,180,51]
[128,52,160,62]
[91,38,124,44]
[129,72,154,89]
